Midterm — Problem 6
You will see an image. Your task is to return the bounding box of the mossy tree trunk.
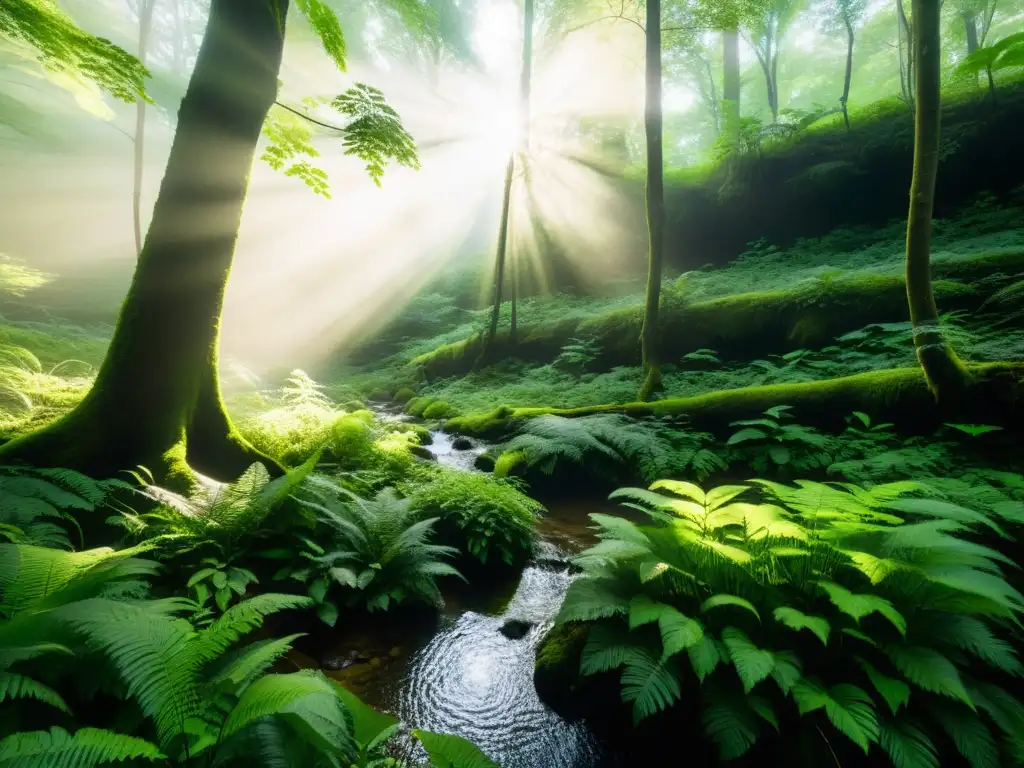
[133,0,156,257]
[905,0,971,400]
[0,0,287,482]
[639,0,664,401]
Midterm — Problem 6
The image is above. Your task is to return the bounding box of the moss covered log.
[447,362,1024,439]
[413,250,1024,379]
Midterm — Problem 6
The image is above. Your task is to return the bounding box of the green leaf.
[316,602,339,627]
[773,607,829,645]
[628,595,667,629]
[413,730,499,768]
[944,423,1002,437]
[334,685,399,748]
[704,485,749,510]
[819,581,906,635]
[930,704,1000,768]
[880,720,940,768]
[701,594,761,622]
[649,479,705,504]
[702,683,762,760]
[727,428,767,446]
[211,570,227,590]
[770,650,802,695]
[856,658,910,714]
[580,624,635,676]
[851,411,871,428]
[768,445,791,465]
[215,587,232,613]
[309,577,330,604]
[721,628,775,693]
[687,635,723,681]
[186,568,217,588]
[620,648,682,724]
[296,0,346,71]
[886,646,973,707]
[764,405,793,418]
[658,608,704,659]
[0,727,164,766]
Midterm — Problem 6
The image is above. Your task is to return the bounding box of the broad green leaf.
[701,594,761,622]
[334,685,398,748]
[687,635,723,681]
[886,646,973,707]
[773,607,829,645]
[819,581,906,635]
[727,428,767,446]
[881,720,940,768]
[704,485,749,511]
[649,479,706,504]
[721,627,775,693]
[628,595,667,629]
[413,730,499,768]
[658,608,704,658]
[620,649,682,724]
[857,658,910,714]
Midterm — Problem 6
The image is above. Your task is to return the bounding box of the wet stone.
[499,618,534,640]
[452,436,474,450]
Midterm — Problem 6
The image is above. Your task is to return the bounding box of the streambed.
[314,408,621,767]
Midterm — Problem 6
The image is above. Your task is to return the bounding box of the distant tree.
[905,0,971,399]
[0,0,420,482]
[744,0,800,123]
[897,0,914,111]
[817,0,869,128]
[131,0,158,257]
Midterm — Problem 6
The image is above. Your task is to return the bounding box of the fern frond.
[0,727,163,768]
[620,647,682,724]
[0,672,69,712]
[199,594,313,657]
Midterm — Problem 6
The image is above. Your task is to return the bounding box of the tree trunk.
[769,37,779,122]
[897,0,914,112]
[841,19,854,130]
[963,10,979,53]
[133,0,156,257]
[722,27,740,138]
[478,154,515,365]
[510,0,534,345]
[639,0,664,401]
[905,0,970,399]
[0,0,288,482]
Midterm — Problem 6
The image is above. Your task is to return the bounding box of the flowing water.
[330,407,618,766]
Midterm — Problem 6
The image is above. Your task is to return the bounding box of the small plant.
[554,337,601,376]
[725,405,832,475]
[408,469,541,566]
[281,481,462,618]
[186,555,259,621]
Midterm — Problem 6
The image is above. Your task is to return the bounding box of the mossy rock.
[446,406,517,438]
[409,445,436,461]
[341,400,367,412]
[422,400,456,420]
[367,389,391,402]
[493,450,526,479]
[393,387,415,403]
[329,415,373,458]
[348,409,375,425]
[401,423,433,446]
[534,623,599,720]
[473,453,496,472]
[405,397,435,418]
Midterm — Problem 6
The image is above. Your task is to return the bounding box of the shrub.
[555,478,1024,765]
[329,413,374,460]
[408,469,542,566]
[422,400,455,420]
[283,481,462,619]
[405,396,434,417]
[393,387,415,403]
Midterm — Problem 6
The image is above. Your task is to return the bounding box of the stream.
[316,406,617,767]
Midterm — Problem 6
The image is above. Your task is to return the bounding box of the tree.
[905,0,971,398]
[480,0,535,363]
[132,0,158,257]
[897,0,914,111]
[0,0,417,483]
[744,0,799,123]
[818,0,868,129]
[956,0,1000,96]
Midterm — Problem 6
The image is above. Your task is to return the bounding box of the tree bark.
[905,0,970,399]
[963,10,979,53]
[722,27,740,138]
[639,0,664,401]
[510,0,534,345]
[841,18,854,129]
[0,0,288,482]
[133,0,157,257]
[479,154,515,365]
[897,0,914,112]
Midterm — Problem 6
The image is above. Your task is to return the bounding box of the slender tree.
[133,0,157,257]
[480,0,534,362]
[745,0,797,123]
[905,0,971,398]
[639,0,665,400]
[0,0,417,482]
[897,0,914,111]
[722,27,741,133]
[819,0,868,129]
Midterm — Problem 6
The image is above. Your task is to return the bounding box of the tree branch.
[273,100,345,133]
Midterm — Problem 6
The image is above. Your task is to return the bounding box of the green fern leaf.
[936,615,1023,676]
[199,594,314,656]
[413,729,499,768]
[701,594,761,622]
[0,672,69,712]
[721,627,775,693]
[687,635,724,682]
[580,624,636,675]
[773,607,829,645]
[886,645,973,707]
[702,682,762,760]
[770,650,803,695]
[819,581,906,635]
[334,685,398,748]
[856,658,910,714]
[557,579,630,624]
[658,608,704,658]
[208,634,305,691]
[0,726,163,767]
[879,720,940,768]
[929,703,1000,768]
[824,684,880,753]
[628,595,667,629]
[620,648,682,724]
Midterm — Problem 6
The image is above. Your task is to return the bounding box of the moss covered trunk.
[905,0,970,400]
[841,17,854,130]
[722,27,740,137]
[639,0,664,401]
[0,0,287,482]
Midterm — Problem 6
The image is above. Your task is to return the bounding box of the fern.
[0,726,163,768]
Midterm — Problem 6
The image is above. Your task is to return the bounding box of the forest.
[1,0,1023,765]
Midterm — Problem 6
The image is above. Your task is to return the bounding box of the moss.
[405,396,434,417]
[328,415,374,459]
[533,623,592,718]
[367,389,391,402]
[400,423,433,446]
[422,400,455,420]
[411,266,994,379]
[493,450,526,479]
[445,405,517,438]
[409,444,435,461]
[473,453,496,472]
[393,387,415,403]
[348,409,375,425]
[341,399,366,412]
[449,363,1024,437]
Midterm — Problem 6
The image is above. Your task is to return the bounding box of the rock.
[410,445,436,461]
[473,453,496,472]
[321,650,370,670]
[452,436,474,451]
[499,619,533,640]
